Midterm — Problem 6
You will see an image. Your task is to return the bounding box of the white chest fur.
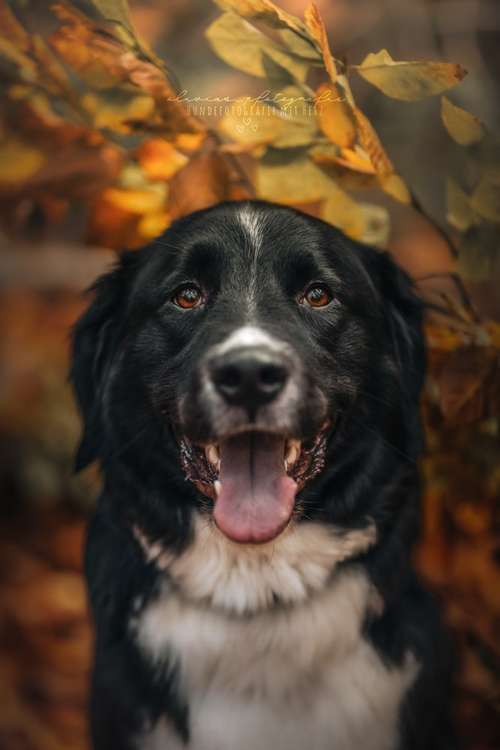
[135,519,418,750]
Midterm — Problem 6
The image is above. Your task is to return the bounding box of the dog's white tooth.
[214,480,221,497]
[285,439,301,469]
[205,444,220,468]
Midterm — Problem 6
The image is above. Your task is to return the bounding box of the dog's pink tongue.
[214,433,297,544]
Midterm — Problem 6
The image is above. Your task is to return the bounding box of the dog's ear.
[71,264,125,471]
[376,251,425,401]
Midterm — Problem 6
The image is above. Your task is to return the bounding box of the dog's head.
[72,201,424,546]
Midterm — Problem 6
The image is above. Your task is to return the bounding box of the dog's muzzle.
[178,329,330,545]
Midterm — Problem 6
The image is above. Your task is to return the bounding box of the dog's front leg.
[85,511,188,750]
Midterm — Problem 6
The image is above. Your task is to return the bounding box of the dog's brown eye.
[173,285,204,309]
[302,284,332,308]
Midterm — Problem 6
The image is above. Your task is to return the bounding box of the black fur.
[71,200,454,749]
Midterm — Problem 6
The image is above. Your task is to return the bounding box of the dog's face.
[72,201,424,547]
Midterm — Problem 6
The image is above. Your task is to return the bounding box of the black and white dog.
[72,200,454,750]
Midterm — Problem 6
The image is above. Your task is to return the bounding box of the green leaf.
[441,97,484,146]
[354,49,467,101]
[206,12,309,80]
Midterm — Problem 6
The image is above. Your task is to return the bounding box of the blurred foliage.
[0,1,499,749]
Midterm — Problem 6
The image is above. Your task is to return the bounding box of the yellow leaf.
[0,36,37,82]
[470,178,500,222]
[31,35,73,95]
[441,97,484,146]
[104,184,168,214]
[214,0,306,34]
[446,178,475,231]
[321,188,365,239]
[206,12,309,81]
[137,140,189,180]
[174,132,206,152]
[353,107,393,175]
[220,97,284,146]
[81,91,155,132]
[0,138,46,183]
[279,29,321,61]
[303,3,337,83]
[118,163,150,189]
[137,210,171,239]
[355,49,467,101]
[89,0,134,31]
[309,144,378,190]
[0,2,30,50]
[316,83,356,149]
[336,147,376,174]
[257,150,331,203]
[378,173,411,204]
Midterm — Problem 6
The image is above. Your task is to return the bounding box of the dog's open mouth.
[179,426,329,544]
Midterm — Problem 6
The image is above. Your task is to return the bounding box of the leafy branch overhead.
[0,0,497,276]
[206,0,466,245]
[0,0,248,248]
[441,97,500,281]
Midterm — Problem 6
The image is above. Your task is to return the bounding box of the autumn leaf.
[168,137,254,220]
[303,2,337,83]
[86,0,134,31]
[136,140,189,181]
[0,137,47,184]
[379,173,411,204]
[332,147,376,174]
[214,0,306,35]
[220,96,317,149]
[354,49,467,101]
[435,347,500,424]
[315,82,356,149]
[441,97,484,146]
[80,90,155,132]
[470,177,500,223]
[257,148,331,203]
[321,187,364,239]
[205,11,309,81]
[279,28,321,62]
[446,178,475,232]
[352,106,393,175]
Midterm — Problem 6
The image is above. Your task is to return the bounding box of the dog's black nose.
[211,347,288,411]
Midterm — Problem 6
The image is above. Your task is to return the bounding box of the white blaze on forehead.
[238,204,263,250]
[213,325,287,357]
[238,205,263,310]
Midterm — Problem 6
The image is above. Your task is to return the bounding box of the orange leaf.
[353,107,393,176]
[303,3,337,83]
[315,83,356,149]
[137,139,189,181]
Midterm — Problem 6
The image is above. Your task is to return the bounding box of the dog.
[71,200,454,750]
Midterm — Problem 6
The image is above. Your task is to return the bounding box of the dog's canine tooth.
[284,439,301,470]
[205,444,220,470]
[214,480,221,497]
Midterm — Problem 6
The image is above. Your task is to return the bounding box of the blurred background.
[0,1,499,748]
